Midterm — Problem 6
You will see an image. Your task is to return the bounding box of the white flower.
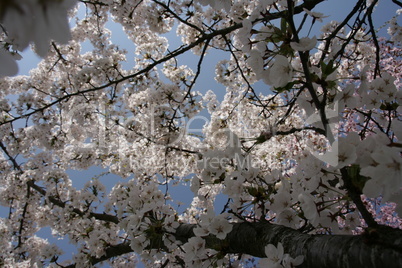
[290,36,317,51]
[238,18,253,52]
[182,237,206,261]
[259,242,284,268]
[393,120,402,141]
[336,137,357,168]
[388,191,402,217]
[193,225,210,237]
[260,242,304,268]
[277,208,301,229]
[130,234,148,253]
[361,146,402,200]
[223,172,245,196]
[242,18,253,33]
[34,1,77,56]
[163,215,180,232]
[208,217,233,240]
[190,176,201,193]
[264,55,293,88]
[247,49,265,79]
[361,92,381,109]
[344,211,361,230]
[336,84,358,109]
[203,90,220,113]
[388,17,402,43]
[197,0,231,12]
[298,193,319,226]
[1,3,32,50]
[282,254,304,268]
[1,0,77,57]
[269,191,292,213]
[303,8,329,22]
[0,49,18,77]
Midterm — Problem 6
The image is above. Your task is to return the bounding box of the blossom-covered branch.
[0,0,401,267]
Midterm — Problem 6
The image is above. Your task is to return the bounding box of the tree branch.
[63,220,402,268]
[63,242,133,268]
[392,0,402,8]
[340,167,378,228]
[27,180,119,224]
[0,0,325,128]
[174,221,402,268]
[367,0,381,78]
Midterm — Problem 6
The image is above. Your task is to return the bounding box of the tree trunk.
[174,222,402,268]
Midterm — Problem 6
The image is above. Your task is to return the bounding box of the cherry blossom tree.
[1,0,402,267]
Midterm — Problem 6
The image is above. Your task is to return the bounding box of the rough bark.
[175,222,402,268]
[64,220,402,267]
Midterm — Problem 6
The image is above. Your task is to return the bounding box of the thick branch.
[63,220,402,267]
[392,0,402,8]
[340,168,378,228]
[175,222,402,268]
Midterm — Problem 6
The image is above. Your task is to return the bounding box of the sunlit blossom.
[290,36,317,51]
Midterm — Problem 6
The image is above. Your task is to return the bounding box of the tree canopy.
[0,0,402,267]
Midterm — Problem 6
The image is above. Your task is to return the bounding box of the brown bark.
[175,222,402,268]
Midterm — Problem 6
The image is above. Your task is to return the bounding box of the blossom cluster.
[0,0,401,267]
[0,0,77,76]
[259,242,304,268]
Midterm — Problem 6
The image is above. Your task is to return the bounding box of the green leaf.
[346,165,370,192]
[247,187,258,197]
[255,135,267,144]
[273,81,297,93]
[281,18,287,34]
[320,60,337,78]
[213,172,226,184]
[278,43,294,57]
[380,102,399,111]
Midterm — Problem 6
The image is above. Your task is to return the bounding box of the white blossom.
[259,242,284,268]
[1,0,77,57]
[393,120,402,141]
[0,1,400,267]
[336,137,357,168]
[208,216,233,240]
[290,36,317,51]
[182,236,207,263]
[264,55,293,88]
[361,146,402,200]
[298,192,319,226]
[303,8,329,22]
[197,0,232,12]
[248,49,265,79]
